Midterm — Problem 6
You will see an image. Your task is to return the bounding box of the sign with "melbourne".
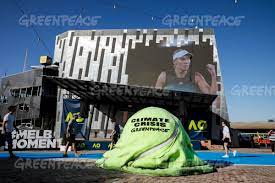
[11,130,61,149]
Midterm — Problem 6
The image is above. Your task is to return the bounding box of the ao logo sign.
[65,112,84,123]
[91,142,112,150]
[188,120,207,131]
[92,143,101,149]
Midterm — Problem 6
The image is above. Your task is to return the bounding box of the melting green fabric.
[96,107,215,176]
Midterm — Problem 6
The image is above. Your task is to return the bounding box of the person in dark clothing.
[63,113,79,157]
[110,117,121,149]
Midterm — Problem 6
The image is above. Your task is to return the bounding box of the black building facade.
[0,66,58,131]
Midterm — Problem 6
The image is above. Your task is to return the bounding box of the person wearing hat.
[63,113,79,157]
[155,49,217,95]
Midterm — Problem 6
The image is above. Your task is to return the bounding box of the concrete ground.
[1,158,275,183]
[0,148,275,183]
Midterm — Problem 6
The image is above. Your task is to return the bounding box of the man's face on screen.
[173,56,191,72]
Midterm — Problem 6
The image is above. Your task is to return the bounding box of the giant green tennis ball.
[96,107,214,176]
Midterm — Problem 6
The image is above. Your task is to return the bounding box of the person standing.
[267,130,275,154]
[221,121,237,158]
[110,117,121,149]
[63,113,79,157]
[2,106,19,158]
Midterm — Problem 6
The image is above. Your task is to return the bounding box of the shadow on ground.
[1,158,275,183]
[206,160,233,168]
[0,158,127,183]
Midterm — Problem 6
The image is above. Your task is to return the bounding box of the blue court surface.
[0,151,275,166]
[196,151,275,166]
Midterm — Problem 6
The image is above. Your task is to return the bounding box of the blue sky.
[0,0,275,122]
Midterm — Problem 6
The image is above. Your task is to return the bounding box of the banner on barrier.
[10,130,61,149]
[61,99,89,139]
[78,141,112,151]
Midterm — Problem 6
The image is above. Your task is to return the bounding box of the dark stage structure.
[45,76,226,147]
